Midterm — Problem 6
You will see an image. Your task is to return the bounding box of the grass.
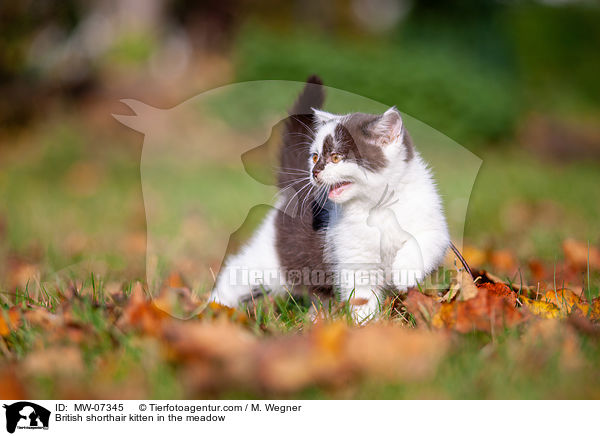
[4,284,600,399]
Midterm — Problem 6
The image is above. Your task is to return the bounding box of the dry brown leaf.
[259,322,448,393]
[562,238,600,270]
[202,301,249,324]
[258,337,332,393]
[117,282,171,334]
[478,282,517,306]
[457,270,479,301]
[162,318,256,362]
[153,286,202,318]
[476,269,537,297]
[344,325,447,381]
[404,289,441,326]
[431,288,525,333]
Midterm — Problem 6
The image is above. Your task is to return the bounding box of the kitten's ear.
[312,108,340,125]
[373,107,403,146]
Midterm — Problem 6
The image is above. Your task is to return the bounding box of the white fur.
[209,208,287,306]
[310,109,450,322]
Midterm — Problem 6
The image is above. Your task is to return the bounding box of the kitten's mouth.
[328,181,353,199]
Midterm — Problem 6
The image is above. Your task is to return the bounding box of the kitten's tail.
[278,75,325,191]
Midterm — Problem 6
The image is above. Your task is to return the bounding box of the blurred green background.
[1,0,600,292]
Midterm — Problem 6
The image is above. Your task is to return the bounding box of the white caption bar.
[0,400,596,435]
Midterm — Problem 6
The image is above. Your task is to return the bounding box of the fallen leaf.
[521,296,560,319]
[162,318,256,362]
[117,282,171,335]
[404,289,441,326]
[476,269,536,298]
[344,325,448,381]
[589,297,600,322]
[542,288,586,316]
[432,288,525,333]
[562,238,600,270]
[478,282,517,306]
[0,307,21,336]
[153,286,202,318]
[456,270,479,301]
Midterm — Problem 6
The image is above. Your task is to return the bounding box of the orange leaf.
[589,297,600,322]
[117,282,170,335]
[562,239,600,270]
[404,289,441,326]
[0,308,21,337]
[432,288,525,333]
[478,282,517,306]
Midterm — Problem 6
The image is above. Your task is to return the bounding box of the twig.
[450,241,475,279]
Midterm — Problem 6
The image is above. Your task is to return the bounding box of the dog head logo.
[3,402,50,433]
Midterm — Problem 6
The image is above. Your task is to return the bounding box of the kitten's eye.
[311,153,318,164]
[331,153,342,164]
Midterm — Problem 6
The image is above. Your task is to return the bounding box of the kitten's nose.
[312,168,321,179]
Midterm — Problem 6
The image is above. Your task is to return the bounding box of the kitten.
[308,107,450,321]
[209,76,450,322]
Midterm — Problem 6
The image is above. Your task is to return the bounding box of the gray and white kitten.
[209,76,449,322]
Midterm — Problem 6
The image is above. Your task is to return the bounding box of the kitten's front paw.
[349,296,379,324]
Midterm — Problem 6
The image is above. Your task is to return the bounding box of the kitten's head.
[309,107,413,203]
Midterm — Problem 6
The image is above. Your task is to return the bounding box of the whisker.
[300,184,316,217]
[290,116,316,136]
[285,132,315,141]
[282,181,313,217]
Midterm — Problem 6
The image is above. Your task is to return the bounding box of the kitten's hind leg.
[209,210,284,307]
